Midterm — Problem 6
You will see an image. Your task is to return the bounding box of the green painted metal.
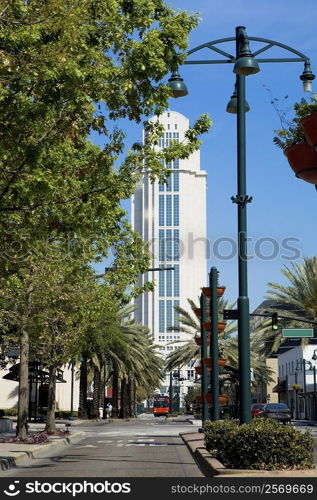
[210,267,219,421]
[167,71,188,98]
[282,328,314,338]
[200,293,209,423]
[175,25,313,427]
[186,35,309,62]
[236,43,251,424]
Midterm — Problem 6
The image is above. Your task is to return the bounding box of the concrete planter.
[180,432,316,477]
[0,418,13,432]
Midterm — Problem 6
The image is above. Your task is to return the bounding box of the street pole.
[303,359,308,419]
[236,27,251,424]
[200,293,209,423]
[210,267,219,421]
[70,358,75,420]
[168,26,314,425]
[295,366,299,420]
[169,372,173,413]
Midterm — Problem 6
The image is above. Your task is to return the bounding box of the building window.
[166,195,172,226]
[174,265,179,297]
[159,230,165,261]
[174,300,180,326]
[173,230,179,261]
[159,195,164,226]
[173,132,179,142]
[175,124,177,130]
[166,174,172,192]
[166,268,172,297]
[166,229,172,261]
[159,265,165,296]
[159,181,164,192]
[159,301,165,333]
[174,158,179,169]
[187,370,195,380]
[167,124,170,130]
[173,195,179,226]
[166,300,173,328]
[173,171,179,191]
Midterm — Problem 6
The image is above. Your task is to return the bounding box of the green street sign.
[282,328,314,338]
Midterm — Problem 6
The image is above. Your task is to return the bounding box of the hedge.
[204,418,314,470]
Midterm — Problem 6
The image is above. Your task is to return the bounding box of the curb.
[0,431,86,471]
[180,432,317,478]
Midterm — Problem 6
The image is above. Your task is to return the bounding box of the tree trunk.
[78,353,88,419]
[120,378,129,419]
[45,366,57,434]
[16,287,33,440]
[127,378,135,418]
[111,365,119,418]
[91,364,101,419]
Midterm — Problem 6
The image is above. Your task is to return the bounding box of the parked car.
[258,403,292,424]
[251,403,265,418]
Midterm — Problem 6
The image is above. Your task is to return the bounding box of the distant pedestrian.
[106,403,113,418]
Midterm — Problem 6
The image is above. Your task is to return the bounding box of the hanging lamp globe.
[167,71,188,98]
[300,61,315,93]
[233,55,260,76]
[226,86,250,113]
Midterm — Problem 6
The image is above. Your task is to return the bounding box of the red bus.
[152,395,170,417]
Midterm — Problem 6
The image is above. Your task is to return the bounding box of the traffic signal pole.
[210,267,219,421]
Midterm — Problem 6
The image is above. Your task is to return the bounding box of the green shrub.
[0,408,18,417]
[55,410,78,419]
[204,418,314,470]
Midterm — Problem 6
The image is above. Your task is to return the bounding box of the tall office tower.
[132,110,207,400]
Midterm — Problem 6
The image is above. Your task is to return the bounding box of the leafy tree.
[0,0,212,437]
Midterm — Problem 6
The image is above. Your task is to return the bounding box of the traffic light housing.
[271,312,278,331]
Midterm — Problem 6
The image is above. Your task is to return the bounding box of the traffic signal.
[271,312,278,331]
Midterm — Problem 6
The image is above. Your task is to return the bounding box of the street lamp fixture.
[226,82,250,114]
[233,26,260,76]
[312,349,317,361]
[300,61,315,93]
[167,26,314,424]
[167,71,188,98]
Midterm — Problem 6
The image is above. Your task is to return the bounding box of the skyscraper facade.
[132,110,207,399]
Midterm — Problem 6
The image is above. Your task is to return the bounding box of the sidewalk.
[0,419,108,471]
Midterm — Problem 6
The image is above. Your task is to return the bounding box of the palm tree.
[252,257,317,357]
[107,304,164,418]
[165,297,238,371]
[165,298,272,383]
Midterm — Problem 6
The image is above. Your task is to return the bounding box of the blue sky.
[94,0,317,311]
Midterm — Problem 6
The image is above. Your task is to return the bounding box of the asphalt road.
[1,415,203,478]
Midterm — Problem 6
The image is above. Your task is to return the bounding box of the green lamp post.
[168,26,315,424]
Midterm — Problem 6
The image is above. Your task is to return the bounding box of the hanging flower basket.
[203,321,227,333]
[284,143,317,184]
[194,336,210,346]
[204,393,229,404]
[201,286,226,298]
[193,307,211,319]
[195,366,202,375]
[203,357,227,368]
[300,113,317,152]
